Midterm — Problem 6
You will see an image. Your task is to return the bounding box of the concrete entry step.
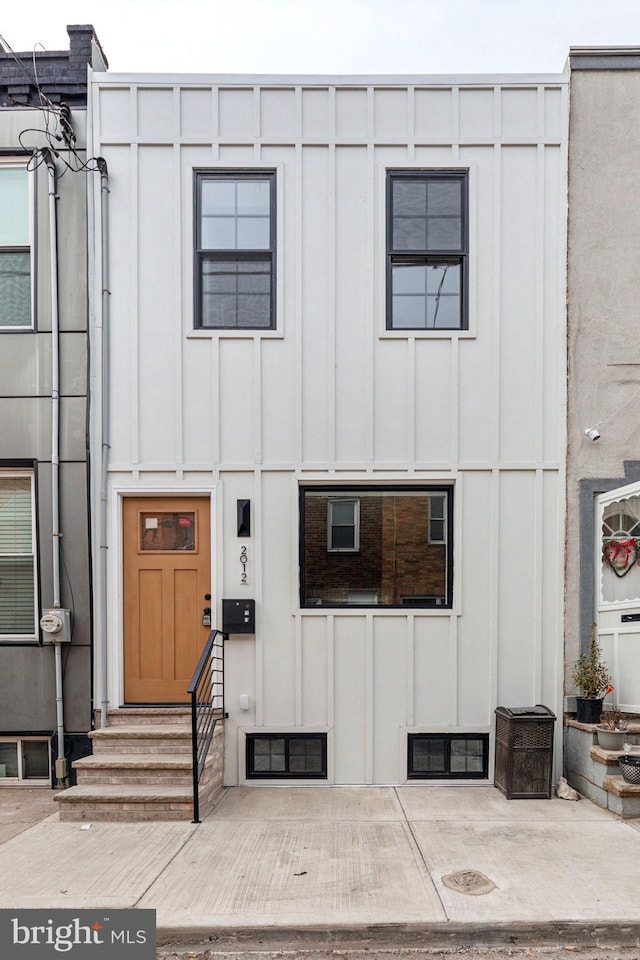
[89,725,193,755]
[73,751,219,787]
[105,707,192,725]
[54,708,225,822]
[53,783,194,822]
[602,775,640,817]
[74,753,194,786]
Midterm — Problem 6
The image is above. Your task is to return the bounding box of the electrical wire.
[592,385,640,430]
[1,31,103,175]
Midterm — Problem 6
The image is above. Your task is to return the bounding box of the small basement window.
[246,733,327,779]
[408,733,488,779]
[0,737,51,782]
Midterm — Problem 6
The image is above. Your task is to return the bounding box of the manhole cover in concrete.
[441,869,496,896]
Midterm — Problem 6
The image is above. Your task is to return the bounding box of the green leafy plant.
[572,634,612,699]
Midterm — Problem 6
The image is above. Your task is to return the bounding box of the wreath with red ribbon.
[603,538,640,578]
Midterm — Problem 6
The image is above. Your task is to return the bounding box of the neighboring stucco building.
[0,26,107,785]
[566,48,640,715]
[87,68,569,789]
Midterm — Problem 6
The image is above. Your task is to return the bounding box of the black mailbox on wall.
[222,598,256,634]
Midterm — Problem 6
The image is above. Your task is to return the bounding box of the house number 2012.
[240,546,248,584]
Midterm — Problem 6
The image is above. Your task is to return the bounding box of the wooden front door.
[123,496,211,704]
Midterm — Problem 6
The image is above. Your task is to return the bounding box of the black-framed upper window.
[300,486,453,608]
[408,733,489,779]
[0,163,32,329]
[246,733,327,779]
[195,170,276,330]
[387,170,468,331]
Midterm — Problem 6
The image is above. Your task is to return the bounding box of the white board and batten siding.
[90,73,568,786]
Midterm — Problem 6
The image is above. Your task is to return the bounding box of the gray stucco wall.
[566,59,640,688]
[0,112,92,736]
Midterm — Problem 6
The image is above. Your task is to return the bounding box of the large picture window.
[0,163,32,329]
[387,170,468,331]
[300,487,453,608]
[0,473,37,639]
[195,170,276,330]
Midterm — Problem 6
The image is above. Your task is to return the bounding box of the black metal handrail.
[188,628,226,823]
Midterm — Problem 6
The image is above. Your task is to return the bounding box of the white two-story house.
[86,70,568,790]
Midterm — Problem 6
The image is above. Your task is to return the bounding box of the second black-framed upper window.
[195,171,276,330]
[387,170,468,331]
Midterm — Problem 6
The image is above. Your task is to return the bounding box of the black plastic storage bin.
[494,705,556,799]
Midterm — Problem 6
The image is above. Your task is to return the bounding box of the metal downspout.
[98,159,110,729]
[45,152,68,786]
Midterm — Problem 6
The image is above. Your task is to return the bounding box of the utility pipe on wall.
[97,158,111,729]
[44,150,68,786]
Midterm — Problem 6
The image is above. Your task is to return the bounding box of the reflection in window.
[246,733,327,778]
[140,512,196,551]
[387,171,467,330]
[0,164,32,328]
[196,171,276,330]
[301,488,452,608]
[408,733,488,779]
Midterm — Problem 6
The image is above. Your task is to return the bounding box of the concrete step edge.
[73,753,199,770]
[54,784,193,803]
[603,774,640,797]
[89,725,192,739]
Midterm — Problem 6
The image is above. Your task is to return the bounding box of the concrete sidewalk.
[0,785,639,951]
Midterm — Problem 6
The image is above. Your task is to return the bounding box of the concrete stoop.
[54,708,224,823]
[564,718,640,817]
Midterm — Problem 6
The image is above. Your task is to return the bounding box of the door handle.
[202,607,211,627]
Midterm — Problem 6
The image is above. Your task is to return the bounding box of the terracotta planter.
[576,697,603,724]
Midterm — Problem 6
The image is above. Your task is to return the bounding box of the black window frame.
[386,169,468,331]
[246,732,328,779]
[407,733,489,780]
[194,169,276,331]
[299,484,454,609]
[0,158,34,332]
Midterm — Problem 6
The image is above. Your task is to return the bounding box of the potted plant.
[571,632,612,724]
[596,705,628,750]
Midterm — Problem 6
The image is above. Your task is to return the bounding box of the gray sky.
[1,0,640,75]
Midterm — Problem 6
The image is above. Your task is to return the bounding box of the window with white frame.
[387,170,468,330]
[427,494,446,543]
[0,162,32,329]
[0,737,51,781]
[301,487,453,608]
[195,170,276,330]
[328,499,359,551]
[0,473,37,640]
